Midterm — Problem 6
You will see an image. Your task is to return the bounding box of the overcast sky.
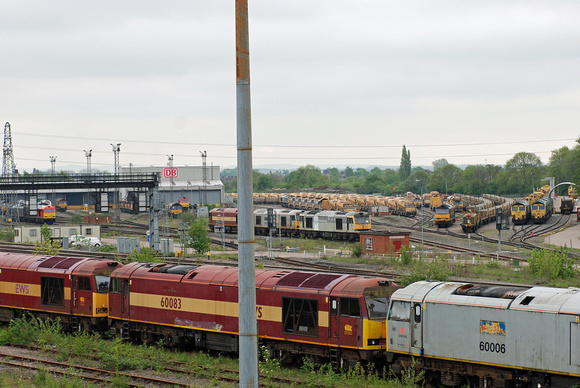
[0,1,578,173]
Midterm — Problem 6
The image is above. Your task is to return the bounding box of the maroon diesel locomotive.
[0,252,121,331]
[208,207,239,233]
[108,262,398,367]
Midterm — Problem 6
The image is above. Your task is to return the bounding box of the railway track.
[375,212,579,261]
[409,236,522,263]
[0,242,127,260]
[0,350,194,387]
[0,345,301,387]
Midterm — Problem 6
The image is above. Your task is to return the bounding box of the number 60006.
[480,341,505,354]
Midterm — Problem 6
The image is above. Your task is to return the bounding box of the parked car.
[68,235,101,247]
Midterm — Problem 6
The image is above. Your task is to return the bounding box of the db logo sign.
[163,167,179,179]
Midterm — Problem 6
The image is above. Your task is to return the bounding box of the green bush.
[0,230,14,242]
[351,243,363,258]
[97,244,117,253]
[127,247,164,263]
[0,315,61,347]
[528,248,576,280]
[400,246,413,265]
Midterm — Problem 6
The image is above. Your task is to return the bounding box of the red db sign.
[163,167,179,179]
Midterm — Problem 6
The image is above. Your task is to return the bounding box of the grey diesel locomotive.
[387,281,580,387]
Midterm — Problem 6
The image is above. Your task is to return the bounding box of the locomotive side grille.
[301,274,341,289]
[38,257,84,269]
[276,272,342,289]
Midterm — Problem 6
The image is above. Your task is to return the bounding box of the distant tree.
[505,152,543,194]
[383,169,399,185]
[223,177,237,193]
[405,170,429,194]
[283,165,323,189]
[429,164,462,194]
[41,223,51,242]
[220,168,238,177]
[254,171,273,192]
[328,167,341,179]
[34,223,60,255]
[549,145,579,195]
[354,168,369,177]
[344,166,354,177]
[399,145,412,181]
[431,158,449,170]
[187,218,211,255]
[458,164,504,195]
[361,173,384,194]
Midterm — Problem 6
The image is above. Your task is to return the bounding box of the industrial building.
[119,165,224,207]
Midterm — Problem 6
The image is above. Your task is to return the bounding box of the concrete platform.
[542,219,580,249]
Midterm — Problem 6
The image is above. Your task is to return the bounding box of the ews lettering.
[256,306,263,319]
[15,284,29,294]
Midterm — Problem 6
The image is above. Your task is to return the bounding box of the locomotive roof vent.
[519,296,535,305]
[151,264,198,275]
[378,280,392,287]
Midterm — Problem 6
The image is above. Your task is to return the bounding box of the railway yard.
[17,194,580,281]
[1,193,579,387]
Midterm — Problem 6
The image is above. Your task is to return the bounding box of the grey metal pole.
[421,182,424,256]
[236,1,258,387]
[416,179,423,257]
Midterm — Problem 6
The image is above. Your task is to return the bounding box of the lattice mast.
[2,122,16,177]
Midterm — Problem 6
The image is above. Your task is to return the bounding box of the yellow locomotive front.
[350,211,372,232]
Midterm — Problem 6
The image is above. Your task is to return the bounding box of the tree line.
[223,139,580,197]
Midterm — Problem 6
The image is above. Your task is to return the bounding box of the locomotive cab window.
[41,277,65,307]
[340,298,361,317]
[414,303,422,323]
[255,216,261,225]
[282,297,318,337]
[388,301,410,322]
[110,278,122,294]
[78,277,91,291]
[95,275,110,293]
[366,295,388,319]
